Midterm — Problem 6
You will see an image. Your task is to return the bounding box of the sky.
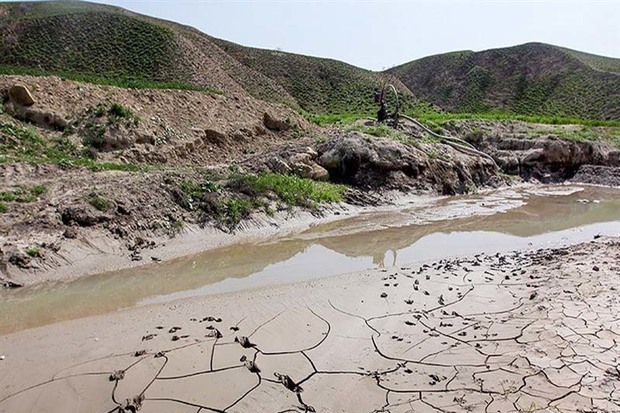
[26,0,620,70]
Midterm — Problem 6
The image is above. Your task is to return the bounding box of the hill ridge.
[0,1,618,119]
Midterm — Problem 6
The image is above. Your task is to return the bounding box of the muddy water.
[1,185,619,334]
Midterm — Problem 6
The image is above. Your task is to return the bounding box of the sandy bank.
[0,237,618,412]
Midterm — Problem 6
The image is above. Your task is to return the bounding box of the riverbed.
[1,184,618,335]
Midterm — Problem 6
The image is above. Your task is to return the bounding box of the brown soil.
[1,75,618,288]
[0,75,308,166]
[0,238,618,412]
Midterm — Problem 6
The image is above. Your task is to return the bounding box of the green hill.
[0,2,618,120]
[0,0,409,113]
[388,43,620,120]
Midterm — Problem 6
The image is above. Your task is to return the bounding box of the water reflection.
[0,185,619,334]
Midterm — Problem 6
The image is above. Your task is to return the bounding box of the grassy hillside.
[0,2,197,88]
[389,43,620,120]
[212,39,416,114]
[559,47,620,74]
[0,0,406,113]
[0,2,618,120]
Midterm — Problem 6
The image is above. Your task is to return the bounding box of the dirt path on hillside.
[0,238,618,413]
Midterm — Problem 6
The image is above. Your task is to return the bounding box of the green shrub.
[89,194,111,211]
[220,198,254,229]
[0,202,7,213]
[26,247,40,257]
[0,120,150,171]
[31,185,48,196]
[0,191,16,202]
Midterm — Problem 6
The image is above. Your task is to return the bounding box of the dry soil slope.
[388,42,620,120]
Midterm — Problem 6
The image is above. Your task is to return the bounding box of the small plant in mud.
[30,185,47,196]
[88,194,112,212]
[178,179,222,210]
[78,102,140,151]
[469,127,483,139]
[25,247,40,258]
[220,198,256,229]
[0,187,40,203]
[0,202,7,213]
[86,102,140,127]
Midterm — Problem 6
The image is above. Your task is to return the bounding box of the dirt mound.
[0,74,307,166]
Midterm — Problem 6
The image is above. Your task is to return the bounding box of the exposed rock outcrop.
[316,132,500,194]
[571,165,620,187]
[466,133,618,182]
[8,84,35,106]
[263,112,292,132]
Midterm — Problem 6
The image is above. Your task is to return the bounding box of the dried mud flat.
[1,238,619,413]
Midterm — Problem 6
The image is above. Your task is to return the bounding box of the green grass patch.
[552,126,620,148]
[0,185,47,203]
[174,173,346,230]
[304,112,369,126]
[413,111,620,128]
[233,172,345,207]
[30,185,47,196]
[0,202,7,213]
[88,194,112,212]
[219,198,256,229]
[25,247,40,258]
[0,65,219,93]
[0,120,150,172]
[346,123,414,144]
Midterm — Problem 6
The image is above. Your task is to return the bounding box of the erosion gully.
[1,184,618,335]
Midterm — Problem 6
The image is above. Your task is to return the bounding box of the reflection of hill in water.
[317,191,620,262]
[0,239,308,334]
[2,186,619,334]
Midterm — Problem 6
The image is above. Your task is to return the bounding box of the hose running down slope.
[399,114,498,168]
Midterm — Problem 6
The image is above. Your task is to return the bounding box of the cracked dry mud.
[1,239,619,412]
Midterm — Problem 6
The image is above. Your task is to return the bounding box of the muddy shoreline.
[2,182,619,289]
[0,237,618,412]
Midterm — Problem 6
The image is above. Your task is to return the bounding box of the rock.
[244,360,261,373]
[291,162,330,181]
[8,84,35,106]
[466,132,610,182]
[234,336,254,348]
[60,206,110,227]
[8,251,31,269]
[109,370,125,382]
[263,112,292,132]
[572,165,620,187]
[3,280,23,289]
[10,106,67,131]
[267,157,292,174]
[204,129,227,144]
[63,227,78,239]
[274,373,303,393]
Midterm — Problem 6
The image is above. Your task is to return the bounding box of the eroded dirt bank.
[2,75,619,287]
[0,238,618,412]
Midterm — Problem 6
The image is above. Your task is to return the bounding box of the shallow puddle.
[1,185,619,334]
